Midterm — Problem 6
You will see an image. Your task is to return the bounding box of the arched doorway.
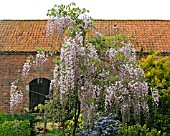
[29,78,50,112]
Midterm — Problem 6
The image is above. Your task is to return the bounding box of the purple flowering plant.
[44,2,154,134]
[10,2,159,135]
[10,79,23,113]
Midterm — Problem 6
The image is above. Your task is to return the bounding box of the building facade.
[0,20,170,112]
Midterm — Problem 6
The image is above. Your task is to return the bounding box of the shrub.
[63,114,83,135]
[0,120,31,136]
[118,123,166,136]
[139,52,170,90]
[139,52,170,135]
[15,114,40,136]
[0,112,7,124]
[1,113,40,136]
[148,88,170,135]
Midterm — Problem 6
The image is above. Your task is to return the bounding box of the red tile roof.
[0,20,170,53]
[0,20,58,52]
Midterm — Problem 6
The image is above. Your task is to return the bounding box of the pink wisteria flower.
[35,51,48,68]
[95,31,102,38]
[22,58,32,78]
[46,20,53,36]
[46,16,74,36]
[49,27,99,121]
[10,81,23,112]
[151,87,159,108]
[82,15,91,29]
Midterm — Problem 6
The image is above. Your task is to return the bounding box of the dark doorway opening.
[29,78,50,112]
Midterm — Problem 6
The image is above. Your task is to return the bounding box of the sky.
[0,0,169,20]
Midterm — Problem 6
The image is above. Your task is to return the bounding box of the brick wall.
[0,51,169,113]
[0,52,55,113]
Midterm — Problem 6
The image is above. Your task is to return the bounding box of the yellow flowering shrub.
[140,52,170,89]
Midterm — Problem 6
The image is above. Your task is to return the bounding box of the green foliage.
[147,88,170,135]
[43,114,83,136]
[64,114,83,135]
[0,113,40,136]
[104,34,133,47]
[0,120,31,136]
[139,52,170,135]
[87,34,132,55]
[47,2,89,19]
[43,92,75,123]
[87,35,106,55]
[0,112,7,124]
[140,52,170,89]
[118,123,166,136]
[47,2,90,38]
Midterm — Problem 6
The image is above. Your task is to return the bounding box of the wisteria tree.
[10,2,159,135]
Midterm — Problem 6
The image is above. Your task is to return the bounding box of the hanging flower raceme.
[59,38,77,100]
[78,43,99,122]
[35,51,48,68]
[46,16,74,36]
[10,81,23,112]
[151,87,159,108]
[95,31,102,38]
[119,43,136,63]
[108,43,136,67]
[46,19,53,36]
[49,64,59,94]
[55,16,74,34]
[82,15,91,29]
[22,57,32,78]
[22,51,48,80]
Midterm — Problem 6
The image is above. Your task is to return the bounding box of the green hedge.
[0,112,41,136]
[0,120,31,136]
